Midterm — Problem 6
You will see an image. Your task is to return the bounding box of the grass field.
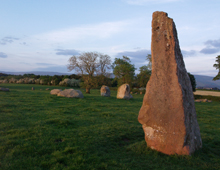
[0,84,220,170]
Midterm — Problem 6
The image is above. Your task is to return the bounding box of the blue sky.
[0,0,220,76]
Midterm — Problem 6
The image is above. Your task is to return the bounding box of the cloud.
[124,0,180,5]
[0,52,8,58]
[200,48,220,54]
[205,39,220,48]
[20,42,27,45]
[55,49,80,56]
[200,38,220,54]
[33,65,70,73]
[181,50,196,57]
[115,49,151,69]
[0,36,19,45]
[36,63,55,66]
[116,49,151,59]
[34,21,131,44]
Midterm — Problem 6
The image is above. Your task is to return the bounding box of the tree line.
[0,52,198,93]
[67,52,196,93]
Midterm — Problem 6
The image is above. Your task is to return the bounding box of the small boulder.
[50,89,62,95]
[117,84,133,99]
[46,88,50,90]
[57,89,84,98]
[0,87,9,91]
[100,85,110,97]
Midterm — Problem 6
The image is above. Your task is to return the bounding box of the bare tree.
[98,54,112,76]
[67,52,111,93]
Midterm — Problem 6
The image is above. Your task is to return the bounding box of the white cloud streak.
[32,21,130,44]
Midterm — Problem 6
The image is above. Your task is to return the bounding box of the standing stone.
[117,84,133,99]
[138,11,202,155]
[100,85,111,97]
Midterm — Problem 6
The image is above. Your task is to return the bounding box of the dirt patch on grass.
[194,91,220,97]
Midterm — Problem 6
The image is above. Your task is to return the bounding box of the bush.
[68,79,80,87]
[59,78,80,87]
[131,87,146,94]
[9,78,17,83]
[35,79,40,84]
[59,78,70,86]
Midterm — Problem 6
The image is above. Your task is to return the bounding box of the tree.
[67,52,111,93]
[137,65,151,87]
[96,54,112,86]
[133,54,152,88]
[98,54,112,75]
[39,75,51,85]
[188,72,196,92]
[146,54,152,71]
[213,55,220,80]
[62,75,69,80]
[112,56,136,87]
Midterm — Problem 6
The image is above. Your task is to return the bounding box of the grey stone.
[100,85,111,97]
[0,87,9,91]
[57,89,84,98]
[50,89,62,95]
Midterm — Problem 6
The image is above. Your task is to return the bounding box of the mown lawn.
[0,84,219,170]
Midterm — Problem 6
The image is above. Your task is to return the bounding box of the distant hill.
[0,71,71,76]
[0,71,115,78]
[194,75,220,88]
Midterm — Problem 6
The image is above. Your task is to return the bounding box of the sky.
[0,0,220,77]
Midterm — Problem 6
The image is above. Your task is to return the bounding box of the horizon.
[0,0,220,76]
[0,70,217,78]
[1,70,220,89]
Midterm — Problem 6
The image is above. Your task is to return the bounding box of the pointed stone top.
[153,11,168,16]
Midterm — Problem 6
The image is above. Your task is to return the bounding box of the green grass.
[0,84,220,170]
[194,94,220,102]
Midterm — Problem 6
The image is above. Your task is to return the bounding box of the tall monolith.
[138,11,202,155]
